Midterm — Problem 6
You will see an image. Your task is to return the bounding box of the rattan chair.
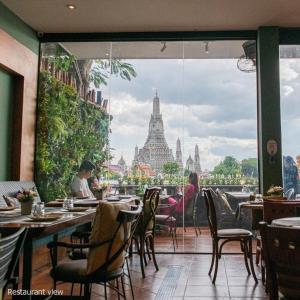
[0,227,27,299]
[203,188,257,284]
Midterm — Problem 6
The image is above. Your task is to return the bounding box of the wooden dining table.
[45,195,140,208]
[272,217,300,227]
[0,207,97,299]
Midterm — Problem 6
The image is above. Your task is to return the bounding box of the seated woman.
[168,172,199,216]
[71,160,96,198]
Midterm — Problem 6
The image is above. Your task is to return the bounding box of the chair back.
[260,222,300,300]
[140,187,160,234]
[87,201,143,276]
[203,188,218,237]
[263,200,300,224]
[0,227,27,291]
[193,192,201,219]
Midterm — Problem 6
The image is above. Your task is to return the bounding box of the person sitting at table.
[168,172,199,216]
[71,160,96,198]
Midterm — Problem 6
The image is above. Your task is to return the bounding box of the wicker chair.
[0,227,27,299]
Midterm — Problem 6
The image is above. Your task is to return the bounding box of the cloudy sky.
[100,50,299,171]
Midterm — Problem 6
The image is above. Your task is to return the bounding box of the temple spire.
[153,91,160,115]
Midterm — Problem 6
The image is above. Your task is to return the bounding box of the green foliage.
[163,162,179,176]
[89,58,137,88]
[212,156,241,177]
[36,71,109,201]
[241,158,258,177]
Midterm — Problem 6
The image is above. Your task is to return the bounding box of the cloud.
[98,55,300,170]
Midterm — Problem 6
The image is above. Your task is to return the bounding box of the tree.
[163,162,179,176]
[241,158,258,177]
[77,58,137,97]
[212,156,241,176]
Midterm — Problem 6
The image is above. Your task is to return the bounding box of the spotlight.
[160,42,167,52]
[66,4,76,10]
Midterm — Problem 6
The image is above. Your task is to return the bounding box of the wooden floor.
[4,228,266,299]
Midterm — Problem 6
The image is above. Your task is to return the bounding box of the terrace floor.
[5,228,266,299]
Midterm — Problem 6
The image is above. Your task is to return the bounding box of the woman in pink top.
[168,172,199,214]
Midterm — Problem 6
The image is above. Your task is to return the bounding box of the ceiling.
[2,0,300,33]
[58,41,247,59]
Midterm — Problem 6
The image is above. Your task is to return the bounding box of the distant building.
[186,155,194,172]
[118,155,126,173]
[132,92,174,174]
[134,162,156,177]
[194,145,202,174]
[176,138,183,174]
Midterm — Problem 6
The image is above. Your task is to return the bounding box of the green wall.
[0,68,14,180]
[0,2,39,54]
[0,2,39,180]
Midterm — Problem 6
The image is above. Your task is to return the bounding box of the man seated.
[71,160,96,198]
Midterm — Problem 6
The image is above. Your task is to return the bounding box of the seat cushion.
[51,259,123,283]
[218,228,252,237]
[51,259,87,282]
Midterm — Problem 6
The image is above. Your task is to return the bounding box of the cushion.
[218,228,252,237]
[51,259,87,282]
[87,201,130,275]
[51,259,123,283]
[2,195,19,207]
[216,189,234,214]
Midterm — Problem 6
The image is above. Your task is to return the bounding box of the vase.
[21,200,33,215]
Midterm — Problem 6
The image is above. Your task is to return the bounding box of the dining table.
[271,217,300,228]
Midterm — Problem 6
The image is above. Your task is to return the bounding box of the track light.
[204,42,209,54]
[160,42,167,52]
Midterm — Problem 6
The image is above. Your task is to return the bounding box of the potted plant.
[16,188,38,215]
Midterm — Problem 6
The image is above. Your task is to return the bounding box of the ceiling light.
[66,4,76,10]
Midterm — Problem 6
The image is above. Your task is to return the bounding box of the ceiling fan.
[237,40,256,73]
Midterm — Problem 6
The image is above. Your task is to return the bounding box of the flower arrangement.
[16,188,37,202]
[267,185,283,196]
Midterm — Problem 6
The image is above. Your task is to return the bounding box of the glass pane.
[280,45,300,200]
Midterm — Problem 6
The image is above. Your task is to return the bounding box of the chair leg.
[247,238,258,283]
[255,237,261,265]
[104,282,107,299]
[242,240,251,275]
[116,278,121,300]
[70,283,74,296]
[84,283,90,300]
[139,237,146,278]
[126,258,135,300]
[149,235,159,271]
[121,275,127,300]
[212,240,219,284]
[208,240,216,276]
[145,238,151,261]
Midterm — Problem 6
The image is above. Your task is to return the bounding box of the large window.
[37,40,258,252]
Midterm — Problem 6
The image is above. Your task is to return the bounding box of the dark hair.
[79,160,96,172]
[189,172,199,192]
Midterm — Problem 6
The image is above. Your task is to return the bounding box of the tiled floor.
[5,229,266,299]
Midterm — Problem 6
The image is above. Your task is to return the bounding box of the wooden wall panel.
[0,29,38,180]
